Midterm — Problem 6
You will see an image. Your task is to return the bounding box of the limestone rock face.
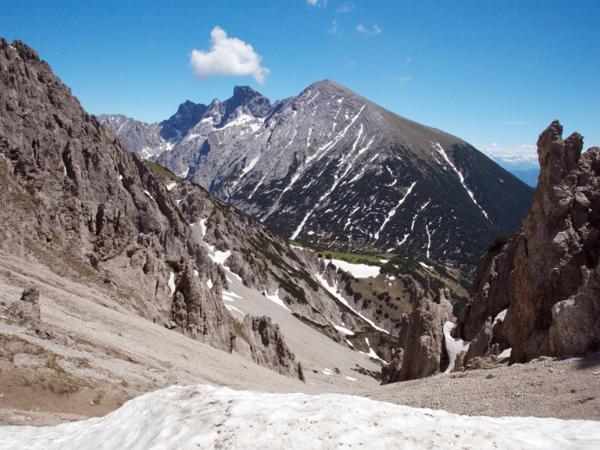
[458,121,600,363]
[233,316,298,377]
[0,38,236,351]
[455,235,517,342]
[382,288,453,383]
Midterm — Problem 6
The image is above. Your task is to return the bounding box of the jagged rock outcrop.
[457,121,600,363]
[0,38,235,350]
[232,315,298,377]
[455,235,517,341]
[382,288,452,383]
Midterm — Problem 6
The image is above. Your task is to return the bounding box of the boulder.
[232,315,298,378]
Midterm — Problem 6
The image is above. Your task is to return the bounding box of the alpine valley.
[1,36,599,450]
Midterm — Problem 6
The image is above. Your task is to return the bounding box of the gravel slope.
[362,352,600,420]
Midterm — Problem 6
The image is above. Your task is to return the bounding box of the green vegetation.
[144,160,179,180]
[291,242,389,266]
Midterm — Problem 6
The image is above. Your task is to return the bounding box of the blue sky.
[4,0,599,161]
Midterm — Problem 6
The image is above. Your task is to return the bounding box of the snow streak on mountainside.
[101,81,534,264]
[1,385,598,450]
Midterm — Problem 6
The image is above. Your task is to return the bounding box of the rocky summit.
[101,81,533,265]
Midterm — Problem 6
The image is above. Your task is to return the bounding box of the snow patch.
[167,272,176,296]
[2,385,598,449]
[143,189,155,201]
[225,304,245,316]
[314,273,389,334]
[494,308,507,325]
[327,259,380,279]
[198,219,207,238]
[374,181,417,241]
[433,142,491,222]
[498,347,512,358]
[209,249,231,265]
[264,290,291,312]
[443,321,470,372]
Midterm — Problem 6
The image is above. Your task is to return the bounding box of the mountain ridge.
[101,80,533,265]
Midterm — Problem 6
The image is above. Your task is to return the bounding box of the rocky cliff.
[457,121,600,363]
[382,287,453,383]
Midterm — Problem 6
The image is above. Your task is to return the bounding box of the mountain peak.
[221,85,271,122]
[232,85,264,100]
[307,79,355,95]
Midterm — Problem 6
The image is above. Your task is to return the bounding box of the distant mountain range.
[488,156,539,187]
[100,81,533,265]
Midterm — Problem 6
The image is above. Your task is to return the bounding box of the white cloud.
[479,143,538,165]
[398,75,411,83]
[356,24,381,35]
[307,0,327,6]
[190,27,270,84]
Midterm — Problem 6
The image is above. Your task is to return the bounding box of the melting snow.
[264,289,291,312]
[305,104,365,164]
[425,222,432,259]
[167,272,176,296]
[329,321,355,336]
[498,347,512,358]
[315,273,389,334]
[327,259,380,278]
[209,249,231,265]
[443,321,470,372]
[374,181,417,241]
[432,142,491,222]
[248,174,267,199]
[225,304,245,316]
[207,279,213,289]
[2,385,597,449]
[217,114,262,131]
[359,337,387,364]
[143,190,155,201]
[239,156,259,178]
[494,308,508,325]
[223,290,243,302]
[198,219,207,237]
[166,182,177,191]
